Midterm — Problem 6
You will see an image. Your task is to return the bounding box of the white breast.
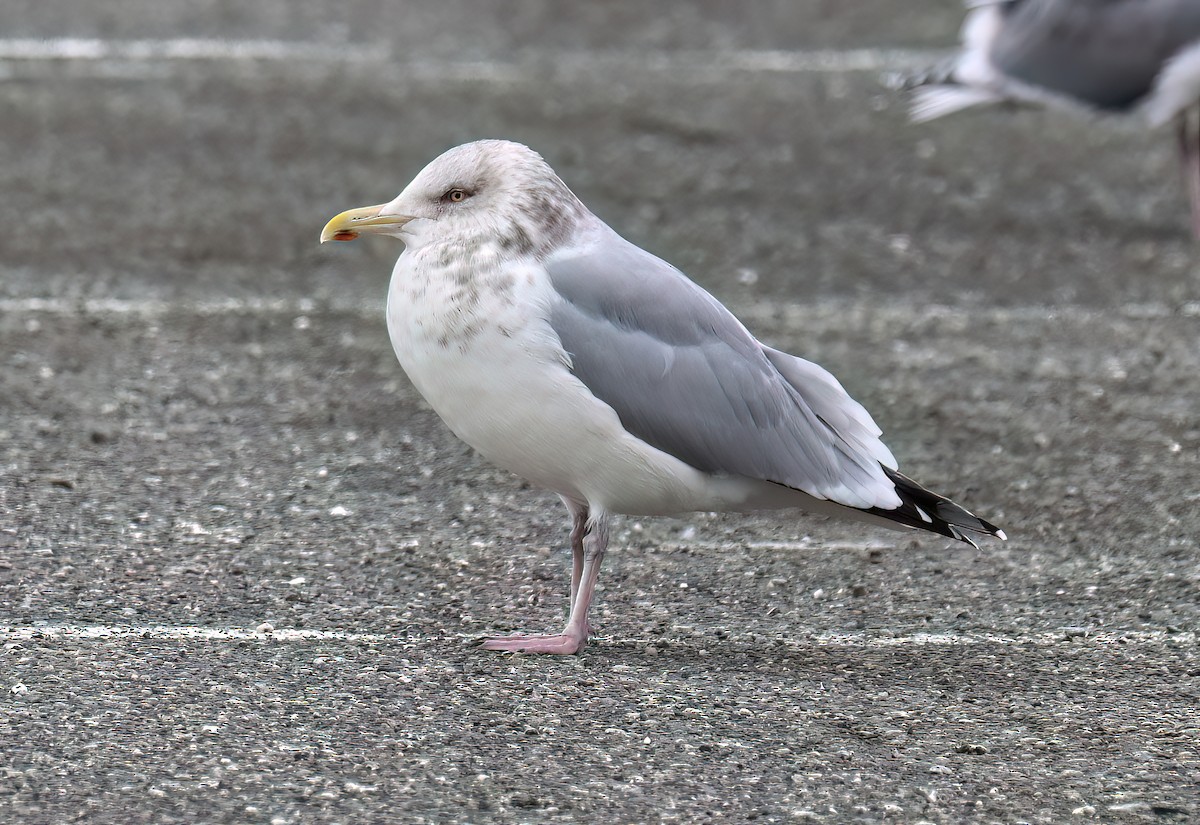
[384,244,744,516]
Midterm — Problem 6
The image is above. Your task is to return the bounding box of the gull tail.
[866,467,1006,547]
[902,2,1010,122]
[910,84,1002,123]
[897,57,993,122]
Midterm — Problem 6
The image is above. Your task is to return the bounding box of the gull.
[321,140,1005,655]
[908,0,1200,237]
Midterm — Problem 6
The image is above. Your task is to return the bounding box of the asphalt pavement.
[1,2,1198,823]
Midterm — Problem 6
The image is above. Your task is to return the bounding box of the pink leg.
[1176,109,1200,240]
[482,507,609,655]
[1193,107,1200,241]
[564,499,587,612]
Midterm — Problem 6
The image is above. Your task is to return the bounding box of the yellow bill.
[320,204,413,243]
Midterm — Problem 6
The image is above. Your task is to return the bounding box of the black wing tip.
[872,467,1007,546]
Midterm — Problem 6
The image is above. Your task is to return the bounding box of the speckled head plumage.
[321,140,591,258]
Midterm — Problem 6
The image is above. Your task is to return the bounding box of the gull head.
[321,140,588,256]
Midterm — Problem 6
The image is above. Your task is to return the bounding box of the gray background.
[1,1,1197,823]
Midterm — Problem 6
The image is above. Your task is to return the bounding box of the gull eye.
[444,188,468,203]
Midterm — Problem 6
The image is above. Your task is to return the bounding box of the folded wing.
[545,234,901,511]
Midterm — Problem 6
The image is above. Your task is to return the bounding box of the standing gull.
[908,0,1200,236]
[321,140,1005,655]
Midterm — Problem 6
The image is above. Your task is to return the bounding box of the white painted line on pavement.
[1,623,1191,648]
[795,629,1196,648]
[0,295,1175,324]
[0,37,388,63]
[0,37,941,75]
[673,48,939,74]
[0,296,353,316]
[1,623,392,643]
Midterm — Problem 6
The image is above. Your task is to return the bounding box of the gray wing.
[545,234,898,509]
[992,0,1200,108]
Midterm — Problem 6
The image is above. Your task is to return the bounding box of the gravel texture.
[1,2,1198,823]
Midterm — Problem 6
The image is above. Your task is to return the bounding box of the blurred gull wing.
[910,0,1200,236]
[990,0,1200,112]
